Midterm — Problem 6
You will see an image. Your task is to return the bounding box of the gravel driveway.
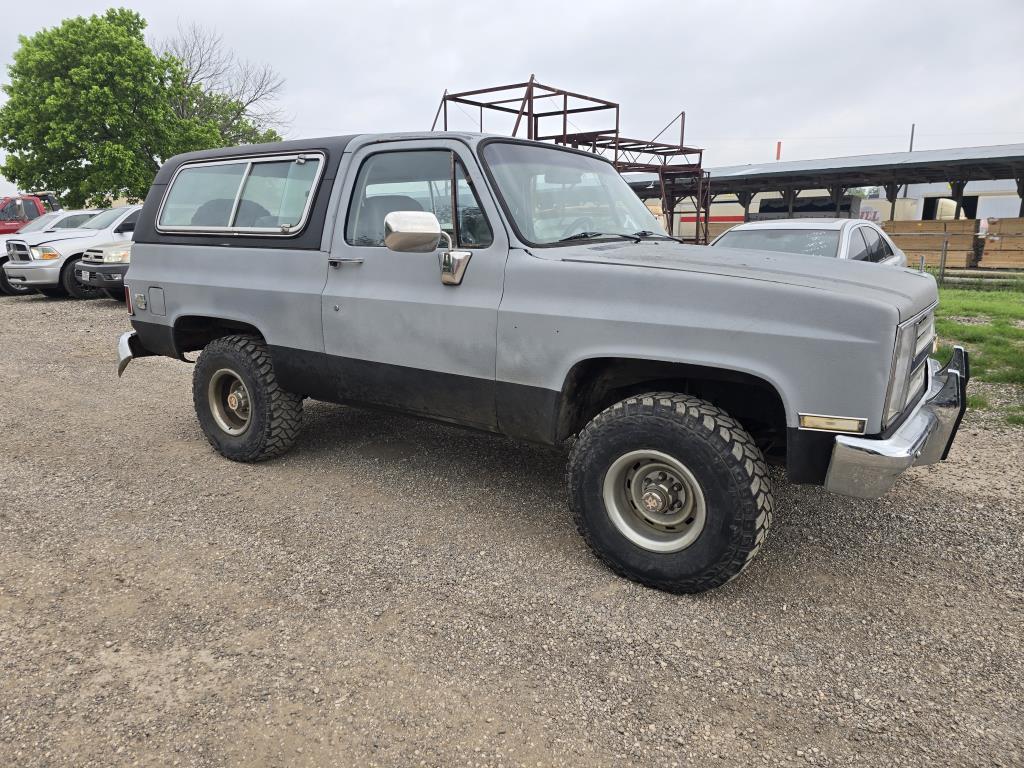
[1,295,1021,767]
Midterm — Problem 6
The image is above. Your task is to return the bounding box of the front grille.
[6,240,31,262]
[82,249,104,265]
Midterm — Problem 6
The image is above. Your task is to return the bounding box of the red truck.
[0,192,62,234]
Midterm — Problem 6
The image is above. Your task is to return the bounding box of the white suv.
[3,206,141,298]
[711,218,907,267]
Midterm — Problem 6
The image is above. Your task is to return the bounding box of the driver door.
[321,139,509,430]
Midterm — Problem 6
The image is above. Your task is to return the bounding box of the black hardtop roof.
[153,132,616,185]
[153,135,359,185]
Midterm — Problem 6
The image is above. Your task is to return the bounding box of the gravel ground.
[1,295,1022,768]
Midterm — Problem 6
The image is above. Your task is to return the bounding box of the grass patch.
[1008,410,1024,427]
[936,287,1024,384]
[967,393,990,410]
[936,286,1024,320]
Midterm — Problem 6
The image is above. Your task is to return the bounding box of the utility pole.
[902,123,915,198]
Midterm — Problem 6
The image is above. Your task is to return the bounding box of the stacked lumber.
[708,221,740,239]
[981,218,1024,269]
[881,220,977,268]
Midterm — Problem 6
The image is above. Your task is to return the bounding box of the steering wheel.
[563,216,594,237]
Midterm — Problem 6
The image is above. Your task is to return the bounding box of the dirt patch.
[1,295,1022,767]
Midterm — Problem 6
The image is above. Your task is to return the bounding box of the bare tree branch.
[155,21,290,138]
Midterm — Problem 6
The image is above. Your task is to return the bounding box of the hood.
[9,227,98,247]
[552,240,937,322]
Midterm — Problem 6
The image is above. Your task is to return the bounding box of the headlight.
[31,246,61,260]
[883,310,935,426]
[103,248,132,263]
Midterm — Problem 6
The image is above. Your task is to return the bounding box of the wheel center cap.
[641,489,668,513]
[227,393,240,410]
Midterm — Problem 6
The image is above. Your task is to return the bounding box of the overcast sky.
[2,0,1023,197]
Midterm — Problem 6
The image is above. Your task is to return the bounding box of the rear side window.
[878,232,894,258]
[158,154,324,235]
[860,226,887,262]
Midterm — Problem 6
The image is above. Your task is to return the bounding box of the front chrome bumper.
[2,259,62,286]
[824,346,969,499]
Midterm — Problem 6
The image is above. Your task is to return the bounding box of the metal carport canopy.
[626,143,1024,198]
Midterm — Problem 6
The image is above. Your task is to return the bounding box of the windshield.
[714,228,841,258]
[17,212,60,233]
[482,142,665,245]
[83,207,130,230]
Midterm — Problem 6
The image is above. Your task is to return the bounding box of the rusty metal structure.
[431,75,710,242]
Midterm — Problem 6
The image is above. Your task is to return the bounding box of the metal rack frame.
[431,75,710,242]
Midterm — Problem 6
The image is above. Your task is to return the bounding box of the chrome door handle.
[329,257,364,268]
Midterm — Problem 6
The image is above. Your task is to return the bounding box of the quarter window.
[860,226,886,262]
[847,228,870,261]
[158,154,324,234]
[345,151,493,248]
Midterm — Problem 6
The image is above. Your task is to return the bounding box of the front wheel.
[62,257,101,299]
[193,334,303,462]
[568,392,773,593]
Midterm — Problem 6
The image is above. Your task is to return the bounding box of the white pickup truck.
[3,205,140,298]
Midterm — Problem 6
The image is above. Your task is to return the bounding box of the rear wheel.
[193,334,303,462]
[568,392,773,593]
[61,257,101,300]
[0,259,34,296]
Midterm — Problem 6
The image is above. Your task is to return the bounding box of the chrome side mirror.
[384,211,442,253]
[383,209,472,286]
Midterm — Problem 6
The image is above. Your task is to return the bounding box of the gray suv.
[117,133,968,593]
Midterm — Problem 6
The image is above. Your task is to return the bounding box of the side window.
[847,228,870,261]
[860,226,885,263]
[0,200,20,220]
[345,150,493,248]
[877,230,894,259]
[22,200,40,220]
[234,159,321,229]
[158,155,323,233]
[160,163,247,228]
[118,210,140,232]
[56,213,92,229]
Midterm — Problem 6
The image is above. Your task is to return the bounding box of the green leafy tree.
[0,9,279,207]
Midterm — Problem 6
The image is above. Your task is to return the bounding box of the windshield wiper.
[632,230,685,243]
[558,231,642,243]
